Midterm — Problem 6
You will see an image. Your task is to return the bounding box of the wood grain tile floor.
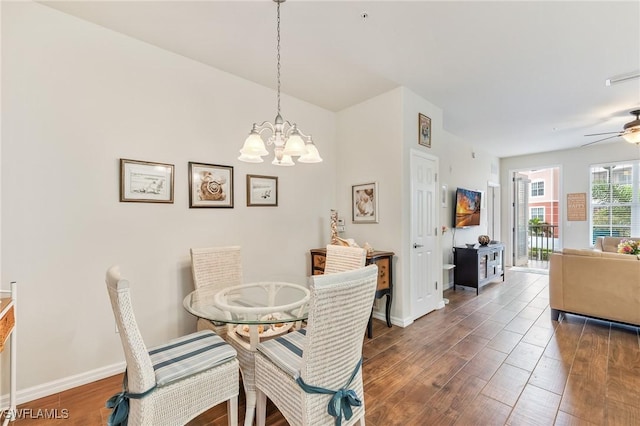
[8,268,640,425]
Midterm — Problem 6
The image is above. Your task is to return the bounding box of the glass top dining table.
[183,281,310,348]
[183,281,310,426]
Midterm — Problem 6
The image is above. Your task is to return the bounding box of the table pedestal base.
[226,327,258,426]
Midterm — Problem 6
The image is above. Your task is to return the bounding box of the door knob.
[413,243,423,248]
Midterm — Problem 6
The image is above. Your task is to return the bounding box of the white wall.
[335,88,404,320]
[402,88,500,290]
[500,141,640,262]
[335,87,500,327]
[1,1,335,395]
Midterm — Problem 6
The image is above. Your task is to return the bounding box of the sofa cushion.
[562,248,601,257]
[595,236,640,253]
[600,251,638,261]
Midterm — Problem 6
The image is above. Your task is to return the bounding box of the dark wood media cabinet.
[453,243,505,294]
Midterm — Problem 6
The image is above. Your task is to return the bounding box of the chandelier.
[238,0,322,166]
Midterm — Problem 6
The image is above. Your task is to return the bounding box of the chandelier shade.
[238,0,322,166]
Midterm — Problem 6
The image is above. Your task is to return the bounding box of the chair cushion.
[256,329,306,378]
[148,330,236,386]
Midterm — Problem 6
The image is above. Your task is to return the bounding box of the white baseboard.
[1,362,125,407]
[371,310,413,328]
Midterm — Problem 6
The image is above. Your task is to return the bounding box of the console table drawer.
[373,257,390,291]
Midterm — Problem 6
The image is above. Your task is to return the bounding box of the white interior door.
[513,173,530,266]
[410,151,440,319]
[486,183,500,242]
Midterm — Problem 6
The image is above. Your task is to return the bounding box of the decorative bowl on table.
[478,235,491,246]
[234,312,294,340]
[465,243,476,248]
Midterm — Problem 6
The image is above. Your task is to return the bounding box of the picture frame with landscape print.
[247,175,278,207]
[418,113,432,148]
[120,158,174,203]
[188,162,234,208]
[352,182,378,223]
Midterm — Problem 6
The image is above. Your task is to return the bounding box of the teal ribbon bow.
[296,358,363,426]
[106,372,156,426]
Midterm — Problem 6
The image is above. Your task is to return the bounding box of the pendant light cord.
[276,0,281,116]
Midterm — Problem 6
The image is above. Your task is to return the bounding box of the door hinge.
[435,281,438,290]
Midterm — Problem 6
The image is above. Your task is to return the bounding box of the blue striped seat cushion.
[148,330,236,386]
[256,328,306,378]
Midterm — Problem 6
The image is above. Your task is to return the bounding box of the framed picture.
[352,182,378,223]
[120,158,174,203]
[567,192,587,221]
[188,162,234,208]
[247,175,278,207]
[418,113,432,148]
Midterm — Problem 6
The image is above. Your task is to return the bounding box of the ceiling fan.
[583,109,640,147]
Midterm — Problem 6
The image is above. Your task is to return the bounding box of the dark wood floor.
[9,268,640,425]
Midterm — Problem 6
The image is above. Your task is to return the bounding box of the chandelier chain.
[238,0,322,165]
[276,0,281,116]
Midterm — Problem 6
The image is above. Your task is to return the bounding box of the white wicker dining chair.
[105,266,239,426]
[190,245,262,425]
[190,246,243,333]
[323,244,379,339]
[254,264,378,426]
[323,244,367,274]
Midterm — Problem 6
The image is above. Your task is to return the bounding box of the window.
[590,162,640,244]
[530,207,545,221]
[531,181,544,197]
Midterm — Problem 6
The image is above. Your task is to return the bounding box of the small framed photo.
[120,158,174,203]
[247,175,278,207]
[418,113,432,148]
[352,182,378,223]
[188,162,234,208]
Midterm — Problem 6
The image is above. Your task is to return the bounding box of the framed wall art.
[418,113,432,148]
[188,162,234,208]
[352,182,378,223]
[567,192,586,221]
[246,175,278,207]
[120,158,174,203]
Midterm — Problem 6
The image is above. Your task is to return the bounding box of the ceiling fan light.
[622,128,640,144]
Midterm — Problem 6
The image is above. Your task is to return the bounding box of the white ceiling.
[39,0,640,158]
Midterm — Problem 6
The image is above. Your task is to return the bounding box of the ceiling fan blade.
[584,131,622,137]
[581,135,620,147]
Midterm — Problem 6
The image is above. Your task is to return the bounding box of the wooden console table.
[310,248,394,338]
[0,282,17,425]
[453,243,505,294]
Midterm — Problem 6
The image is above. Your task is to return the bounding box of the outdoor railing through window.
[528,224,557,268]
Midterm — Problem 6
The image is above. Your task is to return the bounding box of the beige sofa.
[549,237,640,326]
